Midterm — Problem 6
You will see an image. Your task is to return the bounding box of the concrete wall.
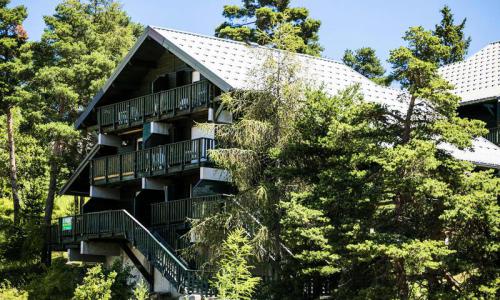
[103,243,180,297]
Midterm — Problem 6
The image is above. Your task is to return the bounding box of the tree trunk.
[7,106,21,224]
[401,95,416,144]
[42,148,59,266]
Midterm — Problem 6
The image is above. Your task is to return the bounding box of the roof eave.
[75,26,234,130]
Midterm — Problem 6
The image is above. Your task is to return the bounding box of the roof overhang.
[59,144,101,196]
[75,26,234,130]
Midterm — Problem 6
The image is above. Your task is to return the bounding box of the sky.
[10,0,500,70]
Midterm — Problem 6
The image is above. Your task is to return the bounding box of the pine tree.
[0,0,28,224]
[215,0,322,56]
[26,0,141,265]
[212,227,260,300]
[280,25,498,298]
[433,5,471,65]
[342,47,392,86]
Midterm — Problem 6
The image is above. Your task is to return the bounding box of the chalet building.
[439,41,500,146]
[50,27,500,298]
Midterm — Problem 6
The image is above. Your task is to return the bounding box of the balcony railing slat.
[485,127,500,145]
[150,195,226,226]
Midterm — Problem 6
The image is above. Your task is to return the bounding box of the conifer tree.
[0,0,28,224]
[215,0,322,56]
[280,25,498,299]
[27,0,141,265]
[212,227,260,300]
[342,47,392,86]
[434,5,471,65]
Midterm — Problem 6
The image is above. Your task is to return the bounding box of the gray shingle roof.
[152,27,500,169]
[439,41,500,104]
[153,26,407,112]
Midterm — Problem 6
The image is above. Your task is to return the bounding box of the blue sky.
[11,0,500,69]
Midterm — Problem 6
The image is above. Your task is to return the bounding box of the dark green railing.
[151,195,226,226]
[90,138,215,184]
[49,210,214,296]
[485,127,500,145]
[97,80,215,130]
[150,195,293,259]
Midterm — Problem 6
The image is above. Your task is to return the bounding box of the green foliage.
[107,259,134,300]
[27,257,86,300]
[0,280,28,300]
[0,0,28,110]
[133,279,149,300]
[215,0,322,56]
[433,5,471,65]
[212,227,260,300]
[17,0,142,265]
[280,193,339,277]
[342,47,391,86]
[73,264,116,300]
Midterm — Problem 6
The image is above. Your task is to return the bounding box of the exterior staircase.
[49,209,214,296]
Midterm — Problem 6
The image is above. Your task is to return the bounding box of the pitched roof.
[76,26,500,169]
[152,26,407,111]
[439,41,500,105]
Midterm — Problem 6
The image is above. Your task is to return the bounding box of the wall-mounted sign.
[62,217,73,231]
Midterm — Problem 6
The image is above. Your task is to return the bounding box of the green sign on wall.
[62,217,73,231]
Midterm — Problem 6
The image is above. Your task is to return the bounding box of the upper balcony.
[96,80,216,132]
[90,138,215,185]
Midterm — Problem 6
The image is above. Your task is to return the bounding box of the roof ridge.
[150,25,406,94]
[440,40,500,69]
[150,25,347,66]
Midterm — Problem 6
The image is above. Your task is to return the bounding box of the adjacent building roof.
[439,41,500,105]
[76,26,500,169]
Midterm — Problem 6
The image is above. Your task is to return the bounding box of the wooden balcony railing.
[485,127,500,145]
[97,80,215,130]
[90,138,215,184]
[151,194,227,226]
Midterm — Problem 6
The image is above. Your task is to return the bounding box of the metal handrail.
[50,209,214,295]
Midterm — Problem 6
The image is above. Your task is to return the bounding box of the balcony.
[97,80,216,131]
[90,138,215,185]
[485,127,500,145]
[151,194,227,226]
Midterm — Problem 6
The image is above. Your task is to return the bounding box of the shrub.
[27,257,86,300]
